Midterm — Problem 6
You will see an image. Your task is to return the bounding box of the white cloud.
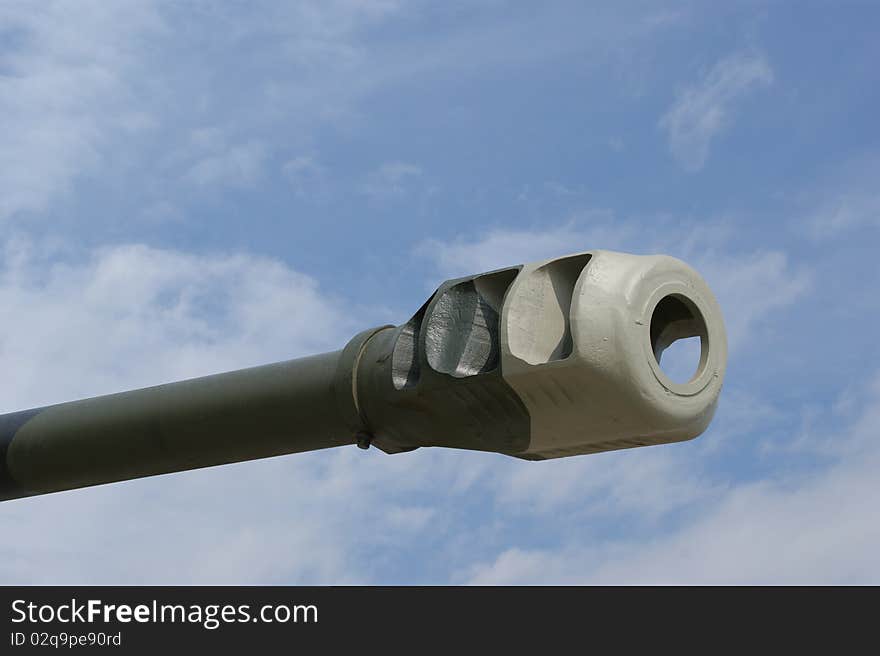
[467,372,880,584]
[360,161,423,199]
[489,445,719,521]
[695,250,810,349]
[185,140,268,188]
[804,158,880,238]
[659,51,773,171]
[282,156,327,198]
[809,193,880,236]
[0,2,687,224]
[0,239,356,410]
[0,1,163,221]
[0,1,415,222]
[417,216,631,278]
[139,200,185,224]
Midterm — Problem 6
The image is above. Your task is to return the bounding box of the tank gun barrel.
[0,250,727,501]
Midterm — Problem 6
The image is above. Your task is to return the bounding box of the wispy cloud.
[809,193,880,236]
[185,140,268,188]
[282,156,328,198]
[0,2,685,224]
[0,238,358,410]
[466,373,880,584]
[360,161,423,200]
[0,1,413,222]
[804,158,880,237]
[416,216,630,278]
[475,361,880,585]
[659,51,773,171]
[0,1,163,221]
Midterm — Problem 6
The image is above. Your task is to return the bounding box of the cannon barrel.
[0,250,727,501]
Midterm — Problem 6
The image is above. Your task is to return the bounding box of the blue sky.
[1,1,878,583]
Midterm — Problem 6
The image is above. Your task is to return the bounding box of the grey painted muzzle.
[354,249,726,460]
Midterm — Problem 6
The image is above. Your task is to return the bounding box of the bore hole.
[649,294,708,384]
